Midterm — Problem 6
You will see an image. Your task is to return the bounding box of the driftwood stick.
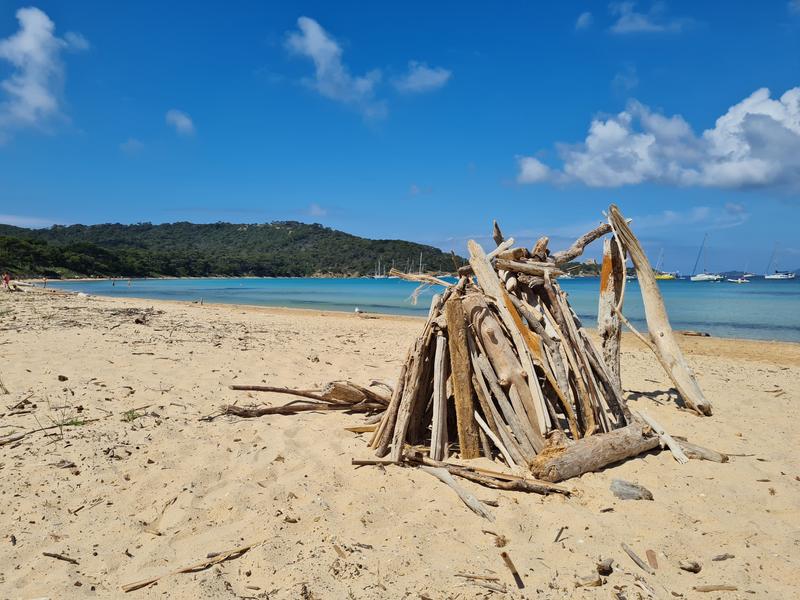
[416,456,569,496]
[609,205,712,416]
[445,294,481,459]
[0,374,9,395]
[369,358,407,448]
[388,269,452,287]
[621,542,655,575]
[229,385,344,404]
[597,237,624,390]
[674,437,729,463]
[474,411,516,468]
[470,362,528,467]
[637,411,689,464]
[530,421,660,482]
[419,466,495,521]
[492,220,505,246]
[122,540,263,592]
[495,259,564,278]
[220,401,384,417]
[552,223,612,264]
[430,334,449,461]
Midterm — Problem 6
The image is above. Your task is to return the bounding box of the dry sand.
[1,288,798,599]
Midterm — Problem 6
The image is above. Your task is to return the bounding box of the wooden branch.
[674,437,729,463]
[552,223,612,264]
[530,421,660,482]
[388,269,452,287]
[474,410,516,468]
[494,259,564,278]
[609,205,712,416]
[430,334,449,461]
[220,401,384,417]
[445,294,481,459]
[637,411,689,464]
[597,237,624,390]
[492,220,505,246]
[122,540,262,592]
[419,466,495,521]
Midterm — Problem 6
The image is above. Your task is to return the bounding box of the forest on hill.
[0,221,462,278]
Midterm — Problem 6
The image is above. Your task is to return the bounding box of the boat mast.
[691,234,707,276]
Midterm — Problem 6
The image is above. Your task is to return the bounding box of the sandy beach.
[1,288,798,599]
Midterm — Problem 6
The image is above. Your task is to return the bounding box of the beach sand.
[1,288,798,598]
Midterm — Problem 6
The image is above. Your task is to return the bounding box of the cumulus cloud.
[609,1,690,34]
[516,156,551,183]
[286,16,385,118]
[575,12,594,30]
[0,7,88,140]
[165,109,195,135]
[393,61,451,93]
[516,86,800,189]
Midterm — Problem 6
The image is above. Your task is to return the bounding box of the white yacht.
[690,234,723,282]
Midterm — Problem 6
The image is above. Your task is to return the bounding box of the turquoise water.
[45,277,800,343]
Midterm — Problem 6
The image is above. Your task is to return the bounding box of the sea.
[45,276,800,343]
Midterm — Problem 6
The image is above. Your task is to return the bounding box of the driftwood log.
[530,422,660,482]
[609,205,712,416]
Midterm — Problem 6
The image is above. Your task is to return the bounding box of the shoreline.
[17,285,800,363]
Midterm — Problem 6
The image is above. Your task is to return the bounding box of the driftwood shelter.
[225,204,724,495]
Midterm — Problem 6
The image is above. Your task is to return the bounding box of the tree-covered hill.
[0,221,463,278]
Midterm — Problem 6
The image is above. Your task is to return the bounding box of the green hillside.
[0,222,462,279]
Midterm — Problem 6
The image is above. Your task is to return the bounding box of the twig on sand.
[122,540,264,592]
[43,551,79,565]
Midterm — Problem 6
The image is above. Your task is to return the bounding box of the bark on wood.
[444,294,481,459]
[530,421,660,482]
[597,237,624,391]
[609,205,712,416]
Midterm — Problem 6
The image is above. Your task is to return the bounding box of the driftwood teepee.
[367,204,712,482]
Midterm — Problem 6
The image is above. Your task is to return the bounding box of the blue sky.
[1,1,799,272]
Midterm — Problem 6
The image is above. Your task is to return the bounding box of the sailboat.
[690,234,723,282]
[372,257,387,279]
[764,245,796,280]
[654,249,676,280]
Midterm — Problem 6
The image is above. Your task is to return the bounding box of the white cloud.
[0,213,58,228]
[516,156,551,183]
[286,16,385,118]
[63,31,90,51]
[575,12,594,30]
[120,137,144,154]
[393,61,451,93]
[0,7,88,140]
[165,109,195,135]
[609,1,689,34]
[790,0,800,14]
[517,86,800,189]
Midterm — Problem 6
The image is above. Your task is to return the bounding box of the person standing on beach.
[2,272,9,290]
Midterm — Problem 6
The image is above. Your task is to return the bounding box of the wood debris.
[225,204,723,490]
